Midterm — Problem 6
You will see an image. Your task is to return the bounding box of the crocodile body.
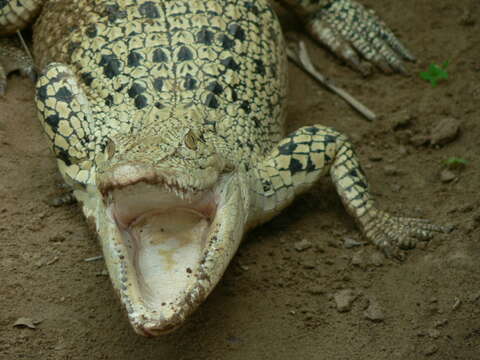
[0,0,446,336]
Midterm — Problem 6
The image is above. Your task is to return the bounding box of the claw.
[361,209,449,257]
[307,0,415,75]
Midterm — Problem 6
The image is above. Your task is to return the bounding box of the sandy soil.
[1,0,479,359]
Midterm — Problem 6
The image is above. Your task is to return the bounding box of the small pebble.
[369,252,384,267]
[307,285,325,296]
[410,134,429,146]
[428,328,441,339]
[452,297,461,310]
[398,145,409,156]
[334,289,357,313]
[430,117,460,146]
[390,111,413,130]
[364,297,385,322]
[424,345,438,356]
[49,235,66,243]
[343,237,364,249]
[434,319,448,328]
[302,260,316,270]
[383,165,399,176]
[369,155,383,162]
[351,251,365,267]
[294,239,312,252]
[440,169,456,183]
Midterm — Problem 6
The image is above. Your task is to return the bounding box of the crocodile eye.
[184,130,197,150]
[105,139,116,159]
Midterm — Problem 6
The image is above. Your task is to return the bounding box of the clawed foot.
[307,0,415,75]
[362,209,452,259]
[0,37,36,96]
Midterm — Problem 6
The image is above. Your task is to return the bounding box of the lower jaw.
[92,174,248,335]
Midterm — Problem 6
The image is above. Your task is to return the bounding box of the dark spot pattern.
[127,51,143,67]
[205,93,219,109]
[197,28,214,45]
[139,2,160,19]
[152,48,168,62]
[46,114,60,132]
[153,78,164,91]
[207,81,223,95]
[99,54,122,79]
[177,46,193,61]
[228,24,246,41]
[128,83,145,98]
[80,72,94,86]
[56,86,73,103]
[135,95,148,109]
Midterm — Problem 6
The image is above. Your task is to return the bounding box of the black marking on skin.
[0,0,8,10]
[306,157,317,172]
[99,54,122,79]
[128,83,145,98]
[177,46,193,61]
[220,35,235,50]
[57,147,72,166]
[37,85,48,101]
[240,101,251,114]
[278,141,297,155]
[115,83,127,92]
[228,24,246,41]
[153,77,164,91]
[81,72,94,86]
[153,48,168,62]
[254,59,266,75]
[207,81,223,95]
[154,102,164,109]
[324,134,337,144]
[56,86,73,103]
[104,4,127,23]
[67,42,80,57]
[230,87,238,102]
[262,180,271,192]
[135,95,148,109]
[252,117,260,128]
[85,24,97,38]
[289,158,303,174]
[105,94,114,106]
[221,57,240,71]
[197,28,214,45]
[127,51,143,67]
[348,169,358,178]
[205,93,219,109]
[46,114,60,132]
[304,127,320,135]
[139,2,160,19]
[184,75,197,90]
[245,2,260,15]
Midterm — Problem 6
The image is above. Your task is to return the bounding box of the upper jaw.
[94,172,249,336]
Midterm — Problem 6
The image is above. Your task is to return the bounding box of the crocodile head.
[87,117,249,336]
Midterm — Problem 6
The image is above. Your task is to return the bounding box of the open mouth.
[103,182,220,336]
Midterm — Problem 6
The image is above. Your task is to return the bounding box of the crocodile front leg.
[0,0,44,35]
[0,37,35,95]
[248,125,448,258]
[277,0,415,75]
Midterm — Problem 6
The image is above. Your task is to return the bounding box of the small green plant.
[420,61,449,87]
[444,157,468,169]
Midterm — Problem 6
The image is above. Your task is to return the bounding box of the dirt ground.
[1,0,480,359]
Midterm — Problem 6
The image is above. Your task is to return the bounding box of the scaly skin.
[1,0,448,336]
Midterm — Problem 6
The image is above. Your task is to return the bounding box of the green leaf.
[444,157,468,169]
[420,61,450,87]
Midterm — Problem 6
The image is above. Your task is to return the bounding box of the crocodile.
[0,0,447,336]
